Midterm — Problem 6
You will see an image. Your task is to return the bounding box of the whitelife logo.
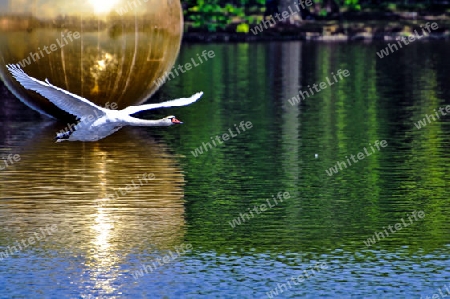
[414,104,450,130]
[325,140,387,177]
[376,22,439,58]
[363,210,425,247]
[131,243,193,279]
[250,0,314,35]
[115,0,149,16]
[191,121,253,158]
[55,102,118,139]
[0,224,58,260]
[288,69,350,106]
[421,283,450,299]
[17,31,81,67]
[0,153,21,171]
[154,50,215,88]
[97,173,155,207]
[228,191,291,228]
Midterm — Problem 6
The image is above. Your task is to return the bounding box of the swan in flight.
[6,64,203,142]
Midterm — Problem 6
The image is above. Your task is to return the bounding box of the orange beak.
[171,117,183,124]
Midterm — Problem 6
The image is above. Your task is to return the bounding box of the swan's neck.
[126,117,171,127]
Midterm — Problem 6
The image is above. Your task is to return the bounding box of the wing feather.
[7,64,105,118]
[121,91,203,115]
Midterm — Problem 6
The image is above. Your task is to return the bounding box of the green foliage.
[318,8,328,17]
[236,23,250,33]
[344,0,361,11]
[184,0,448,31]
[185,1,264,32]
[187,1,248,32]
[387,3,397,10]
[313,0,361,12]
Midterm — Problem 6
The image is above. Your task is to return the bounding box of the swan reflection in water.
[0,122,187,296]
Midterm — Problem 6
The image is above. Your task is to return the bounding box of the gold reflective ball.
[0,0,182,120]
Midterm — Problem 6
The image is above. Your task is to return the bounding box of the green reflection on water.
[160,41,450,255]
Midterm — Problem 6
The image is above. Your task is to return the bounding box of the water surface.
[1,41,450,298]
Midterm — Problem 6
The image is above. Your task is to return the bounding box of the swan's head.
[166,115,183,125]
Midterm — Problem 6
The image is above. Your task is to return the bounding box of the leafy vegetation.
[182,0,450,32]
[186,1,249,31]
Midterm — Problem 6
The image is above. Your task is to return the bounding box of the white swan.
[6,64,203,142]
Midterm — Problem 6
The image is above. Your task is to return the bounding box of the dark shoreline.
[182,17,450,43]
[183,31,450,43]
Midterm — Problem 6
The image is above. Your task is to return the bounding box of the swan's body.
[6,64,203,142]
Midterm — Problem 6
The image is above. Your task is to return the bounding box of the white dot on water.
[315,154,318,158]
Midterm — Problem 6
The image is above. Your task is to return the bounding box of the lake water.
[1,41,450,298]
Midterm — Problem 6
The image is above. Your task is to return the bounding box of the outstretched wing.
[120,91,203,115]
[6,64,106,119]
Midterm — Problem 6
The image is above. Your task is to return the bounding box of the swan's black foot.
[55,131,72,142]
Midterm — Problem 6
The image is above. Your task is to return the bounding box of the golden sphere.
[0,0,182,120]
